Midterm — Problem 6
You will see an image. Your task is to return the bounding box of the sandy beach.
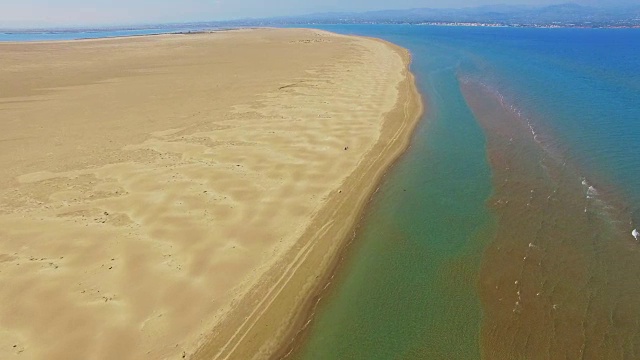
[0,28,421,359]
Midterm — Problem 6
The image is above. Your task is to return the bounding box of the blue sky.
[0,0,636,28]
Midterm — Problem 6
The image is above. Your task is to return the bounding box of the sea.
[4,25,640,359]
[282,25,640,359]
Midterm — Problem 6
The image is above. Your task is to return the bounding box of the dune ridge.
[0,28,421,359]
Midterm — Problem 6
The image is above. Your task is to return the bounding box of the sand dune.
[0,29,421,359]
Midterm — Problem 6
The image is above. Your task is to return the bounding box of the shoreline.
[191,38,424,360]
[0,28,422,359]
[274,41,425,360]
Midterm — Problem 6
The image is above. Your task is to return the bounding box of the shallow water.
[464,80,640,359]
[288,25,640,359]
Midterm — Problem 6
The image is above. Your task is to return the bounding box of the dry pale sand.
[0,28,422,359]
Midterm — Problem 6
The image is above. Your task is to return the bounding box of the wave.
[459,76,543,145]
[581,178,599,199]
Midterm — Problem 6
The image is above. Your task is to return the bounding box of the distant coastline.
[414,22,640,29]
[3,2,640,40]
[2,22,637,44]
[0,27,219,42]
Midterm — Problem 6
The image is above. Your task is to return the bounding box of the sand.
[0,28,421,359]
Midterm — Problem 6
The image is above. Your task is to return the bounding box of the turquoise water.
[289,25,498,359]
[288,25,640,358]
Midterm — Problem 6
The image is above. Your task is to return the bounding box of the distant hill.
[7,3,637,32]
[214,3,640,28]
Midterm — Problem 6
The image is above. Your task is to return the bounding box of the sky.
[0,0,637,28]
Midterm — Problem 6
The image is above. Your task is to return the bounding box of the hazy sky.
[0,0,636,28]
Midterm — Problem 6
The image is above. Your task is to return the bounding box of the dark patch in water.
[462,80,640,359]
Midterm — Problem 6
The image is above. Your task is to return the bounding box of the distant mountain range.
[215,3,640,28]
[3,3,639,32]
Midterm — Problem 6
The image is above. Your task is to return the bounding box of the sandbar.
[0,28,421,359]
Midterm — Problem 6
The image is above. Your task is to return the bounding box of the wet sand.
[0,29,421,359]
[462,80,640,359]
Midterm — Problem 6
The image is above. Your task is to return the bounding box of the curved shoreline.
[0,28,419,359]
[273,41,425,360]
[191,36,424,360]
